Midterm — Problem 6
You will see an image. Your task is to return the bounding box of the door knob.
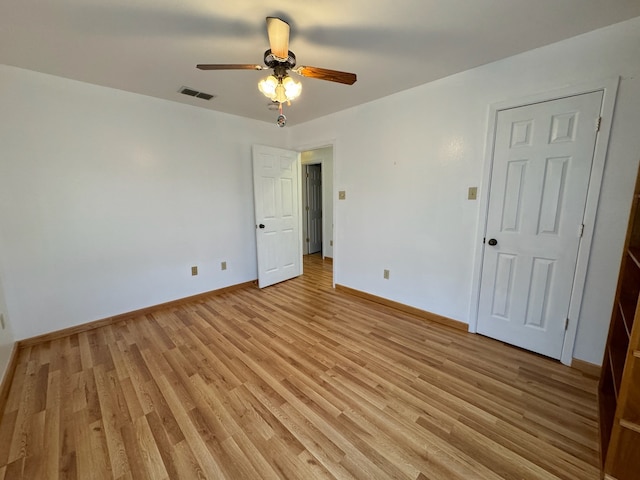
[487,238,498,246]
[258,224,265,229]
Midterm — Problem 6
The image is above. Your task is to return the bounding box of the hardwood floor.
[0,254,601,479]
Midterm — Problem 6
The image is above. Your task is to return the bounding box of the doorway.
[300,146,334,261]
[252,143,334,289]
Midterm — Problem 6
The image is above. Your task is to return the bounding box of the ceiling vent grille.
[179,86,215,101]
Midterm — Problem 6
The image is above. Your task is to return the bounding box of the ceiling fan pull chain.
[276,102,287,127]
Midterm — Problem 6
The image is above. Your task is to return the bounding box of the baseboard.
[322,256,333,263]
[0,343,19,422]
[335,284,468,332]
[19,280,257,348]
[571,358,601,378]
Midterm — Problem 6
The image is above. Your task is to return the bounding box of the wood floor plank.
[0,254,601,479]
[93,365,131,478]
[145,409,181,480]
[4,457,23,479]
[0,410,17,467]
[154,374,227,479]
[44,369,61,480]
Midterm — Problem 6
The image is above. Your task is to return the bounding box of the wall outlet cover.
[191,266,198,276]
[221,261,227,271]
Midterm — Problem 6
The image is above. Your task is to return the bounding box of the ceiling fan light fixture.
[258,74,301,103]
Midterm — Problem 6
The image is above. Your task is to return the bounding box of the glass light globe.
[258,76,278,98]
[283,77,302,100]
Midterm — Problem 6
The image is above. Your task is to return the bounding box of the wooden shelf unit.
[599,171,640,480]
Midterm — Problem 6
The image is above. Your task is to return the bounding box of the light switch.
[338,191,346,200]
[468,187,478,200]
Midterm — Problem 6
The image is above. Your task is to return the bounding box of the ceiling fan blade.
[295,66,357,85]
[197,64,264,70]
[266,17,290,60]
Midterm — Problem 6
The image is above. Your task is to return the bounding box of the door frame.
[301,164,310,255]
[295,139,337,287]
[468,77,619,365]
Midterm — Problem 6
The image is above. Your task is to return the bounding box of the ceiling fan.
[197,17,357,125]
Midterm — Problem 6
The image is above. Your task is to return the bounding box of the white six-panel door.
[477,91,603,359]
[253,145,302,288]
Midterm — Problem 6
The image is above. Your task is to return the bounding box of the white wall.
[0,65,287,340]
[291,17,640,365]
[301,147,334,259]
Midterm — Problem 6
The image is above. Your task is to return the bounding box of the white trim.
[468,77,620,365]
[295,151,304,267]
[301,164,310,256]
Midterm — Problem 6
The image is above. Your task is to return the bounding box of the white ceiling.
[2,0,639,126]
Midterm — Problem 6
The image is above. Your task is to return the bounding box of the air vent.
[179,86,215,101]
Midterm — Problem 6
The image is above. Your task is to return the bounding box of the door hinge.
[579,223,584,238]
[306,238,309,242]
[306,173,309,178]
[596,116,602,132]
[483,237,486,244]
[565,318,569,331]
[305,206,309,211]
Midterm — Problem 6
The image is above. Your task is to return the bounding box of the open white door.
[253,145,302,288]
[477,91,603,359]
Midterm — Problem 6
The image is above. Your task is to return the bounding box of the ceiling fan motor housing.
[264,49,296,75]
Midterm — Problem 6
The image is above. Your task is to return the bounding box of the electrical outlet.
[468,187,478,200]
[338,190,346,200]
[383,269,390,280]
[221,261,227,271]
[0,314,4,330]
[191,266,198,276]
[330,240,333,246]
